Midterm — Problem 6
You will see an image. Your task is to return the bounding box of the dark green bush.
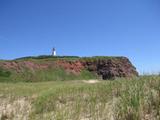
[0,68,11,77]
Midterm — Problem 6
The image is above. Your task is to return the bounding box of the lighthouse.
[52,48,56,56]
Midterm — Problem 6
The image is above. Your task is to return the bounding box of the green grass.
[0,68,11,77]
[15,55,120,61]
[0,68,98,82]
[0,76,159,120]
[14,55,123,63]
[14,55,80,61]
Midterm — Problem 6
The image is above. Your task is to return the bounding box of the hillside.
[0,56,138,82]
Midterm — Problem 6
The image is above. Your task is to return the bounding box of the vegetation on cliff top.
[14,55,125,61]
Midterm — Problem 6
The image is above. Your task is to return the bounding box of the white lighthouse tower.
[52,47,56,56]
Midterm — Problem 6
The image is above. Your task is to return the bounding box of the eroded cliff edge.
[0,56,138,81]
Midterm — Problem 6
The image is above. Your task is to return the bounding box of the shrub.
[0,68,11,77]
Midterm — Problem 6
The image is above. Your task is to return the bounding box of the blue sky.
[0,0,160,74]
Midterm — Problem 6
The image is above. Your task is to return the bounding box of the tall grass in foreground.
[31,76,160,120]
[0,76,159,120]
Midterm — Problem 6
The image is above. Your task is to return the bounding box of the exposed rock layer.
[82,57,138,79]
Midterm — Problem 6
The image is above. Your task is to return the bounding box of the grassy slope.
[0,68,98,82]
[0,76,159,120]
[0,65,98,83]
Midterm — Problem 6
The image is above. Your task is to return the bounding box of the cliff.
[0,56,138,82]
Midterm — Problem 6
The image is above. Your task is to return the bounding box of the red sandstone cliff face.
[0,57,138,80]
[82,57,138,79]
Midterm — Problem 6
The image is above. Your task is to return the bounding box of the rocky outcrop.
[82,57,138,79]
